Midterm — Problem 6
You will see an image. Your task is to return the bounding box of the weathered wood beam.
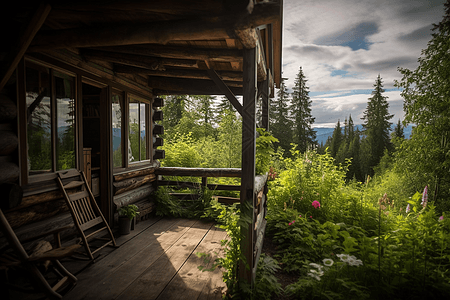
[155,167,241,178]
[206,68,243,116]
[0,3,51,91]
[92,45,243,63]
[115,65,243,82]
[149,77,243,96]
[81,49,197,70]
[240,47,257,285]
[29,2,281,51]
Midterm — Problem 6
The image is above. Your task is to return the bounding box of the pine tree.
[392,119,404,139]
[330,120,343,157]
[290,67,316,152]
[270,78,293,153]
[361,75,394,175]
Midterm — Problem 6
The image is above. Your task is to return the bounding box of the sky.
[281,0,446,128]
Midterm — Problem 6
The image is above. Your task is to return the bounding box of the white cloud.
[280,0,445,125]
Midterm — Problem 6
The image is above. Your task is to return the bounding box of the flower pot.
[118,216,132,235]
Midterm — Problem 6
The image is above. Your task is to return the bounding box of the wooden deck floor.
[60,217,227,300]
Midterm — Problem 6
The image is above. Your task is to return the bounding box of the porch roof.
[1,0,283,95]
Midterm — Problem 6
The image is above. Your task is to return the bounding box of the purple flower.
[421,186,428,207]
[439,216,444,221]
[406,204,410,213]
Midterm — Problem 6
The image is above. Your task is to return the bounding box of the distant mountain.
[314,124,414,145]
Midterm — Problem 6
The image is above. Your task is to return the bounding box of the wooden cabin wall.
[1,50,158,245]
[0,78,21,209]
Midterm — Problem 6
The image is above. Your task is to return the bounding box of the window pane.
[26,64,52,174]
[129,100,139,162]
[140,103,146,161]
[55,71,75,171]
[112,93,123,167]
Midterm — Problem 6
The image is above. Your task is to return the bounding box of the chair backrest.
[0,208,30,262]
[57,170,103,230]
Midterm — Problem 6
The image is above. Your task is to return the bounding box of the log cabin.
[0,0,283,288]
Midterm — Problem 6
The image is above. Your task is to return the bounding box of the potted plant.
[118,204,139,235]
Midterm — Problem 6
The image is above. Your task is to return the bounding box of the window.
[128,95,148,163]
[26,62,76,175]
[112,92,123,168]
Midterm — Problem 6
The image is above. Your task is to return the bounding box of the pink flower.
[421,186,428,207]
[406,204,410,213]
[299,215,302,218]
[312,201,321,209]
[292,220,295,223]
[288,222,292,225]
[439,216,444,221]
[310,216,313,218]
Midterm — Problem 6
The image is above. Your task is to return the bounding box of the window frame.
[21,59,78,185]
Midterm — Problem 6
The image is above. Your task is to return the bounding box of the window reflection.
[112,93,123,167]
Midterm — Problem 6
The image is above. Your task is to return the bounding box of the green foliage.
[253,254,282,299]
[255,128,278,175]
[199,200,252,298]
[118,204,140,220]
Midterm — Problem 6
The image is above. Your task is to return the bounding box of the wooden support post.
[261,69,270,131]
[239,46,257,286]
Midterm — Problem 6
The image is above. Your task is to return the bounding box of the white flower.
[336,254,349,262]
[309,263,323,270]
[346,255,363,266]
[323,258,334,267]
[307,272,321,281]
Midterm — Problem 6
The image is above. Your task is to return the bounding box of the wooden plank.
[113,160,160,181]
[116,221,214,300]
[0,3,51,91]
[113,174,156,196]
[156,226,228,300]
[113,184,154,209]
[63,218,197,300]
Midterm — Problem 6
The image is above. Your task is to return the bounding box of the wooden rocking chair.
[56,170,117,261]
[0,208,79,299]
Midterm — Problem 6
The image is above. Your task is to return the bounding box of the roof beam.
[0,3,51,91]
[81,49,197,70]
[114,65,243,82]
[89,45,243,63]
[29,1,280,51]
[149,76,243,96]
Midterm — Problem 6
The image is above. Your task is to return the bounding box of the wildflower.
[288,222,292,226]
[323,258,334,267]
[307,272,321,281]
[336,254,349,263]
[439,216,444,221]
[310,216,313,218]
[406,204,410,213]
[421,185,428,207]
[312,200,321,209]
[309,263,323,270]
[292,220,295,223]
[299,215,302,218]
[347,256,363,266]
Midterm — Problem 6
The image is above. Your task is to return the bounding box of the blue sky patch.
[314,21,379,51]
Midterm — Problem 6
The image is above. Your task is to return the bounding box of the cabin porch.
[5,216,227,300]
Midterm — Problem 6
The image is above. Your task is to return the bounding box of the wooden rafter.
[29,2,280,51]
[115,65,243,82]
[206,68,243,115]
[0,3,51,91]
[149,76,243,96]
[84,45,243,63]
[81,49,197,70]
